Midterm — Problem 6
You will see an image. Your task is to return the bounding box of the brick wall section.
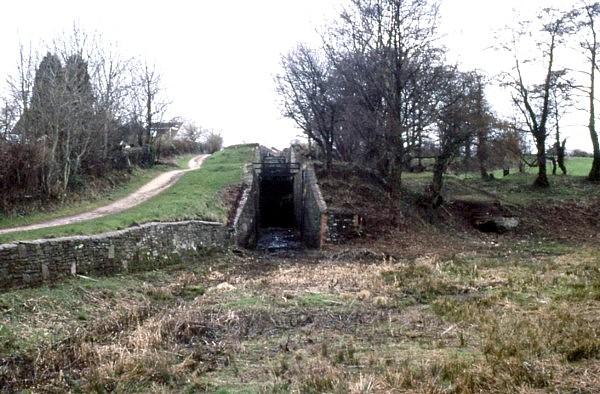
[327,210,362,243]
[0,220,231,291]
[301,164,328,248]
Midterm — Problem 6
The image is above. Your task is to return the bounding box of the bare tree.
[469,74,496,179]
[180,122,206,144]
[6,44,35,120]
[94,45,133,162]
[426,68,479,207]
[503,9,571,187]
[0,27,179,208]
[548,70,571,175]
[573,1,600,181]
[136,61,169,147]
[324,0,442,191]
[276,44,339,170]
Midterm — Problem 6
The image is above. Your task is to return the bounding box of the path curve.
[0,154,210,235]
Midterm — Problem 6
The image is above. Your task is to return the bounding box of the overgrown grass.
[0,145,255,243]
[0,263,214,358]
[2,237,600,392]
[1,150,598,392]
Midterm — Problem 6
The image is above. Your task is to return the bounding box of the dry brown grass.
[1,234,600,393]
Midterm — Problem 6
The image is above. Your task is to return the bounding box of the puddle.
[256,228,302,252]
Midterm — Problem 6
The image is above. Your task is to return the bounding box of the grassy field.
[0,145,255,243]
[401,156,598,206]
[562,156,595,176]
[463,156,593,179]
[1,234,598,392]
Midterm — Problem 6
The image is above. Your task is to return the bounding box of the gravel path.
[0,154,210,235]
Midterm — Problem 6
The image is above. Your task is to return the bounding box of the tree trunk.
[557,139,567,175]
[145,79,152,146]
[590,156,600,181]
[589,46,600,181]
[589,112,600,181]
[325,137,333,172]
[463,139,472,171]
[534,137,550,187]
[429,160,445,208]
[417,132,423,168]
[390,158,403,227]
[553,88,567,176]
[477,130,488,179]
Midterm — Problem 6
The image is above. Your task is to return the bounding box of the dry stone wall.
[0,220,231,291]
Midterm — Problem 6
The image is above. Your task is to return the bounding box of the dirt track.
[0,154,209,235]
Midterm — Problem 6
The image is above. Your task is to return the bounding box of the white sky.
[0,0,591,151]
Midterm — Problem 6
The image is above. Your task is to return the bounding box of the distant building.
[151,121,183,139]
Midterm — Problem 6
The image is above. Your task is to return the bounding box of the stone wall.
[232,168,259,248]
[0,220,231,291]
[292,165,304,228]
[301,164,328,248]
[232,147,260,248]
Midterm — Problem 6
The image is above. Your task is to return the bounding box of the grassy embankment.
[0,153,198,231]
[0,145,255,243]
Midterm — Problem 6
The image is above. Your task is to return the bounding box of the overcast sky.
[0,0,590,150]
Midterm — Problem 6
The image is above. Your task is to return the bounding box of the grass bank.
[0,145,255,243]
[0,165,173,230]
[0,153,197,231]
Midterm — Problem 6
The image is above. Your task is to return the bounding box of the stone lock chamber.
[233,147,327,251]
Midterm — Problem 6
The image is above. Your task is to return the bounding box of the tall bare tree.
[136,61,168,147]
[6,44,36,123]
[573,1,600,181]
[548,70,571,175]
[276,44,339,170]
[329,0,441,188]
[94,46,132,162]
[504,9,570,187]
[426,68,480,207]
